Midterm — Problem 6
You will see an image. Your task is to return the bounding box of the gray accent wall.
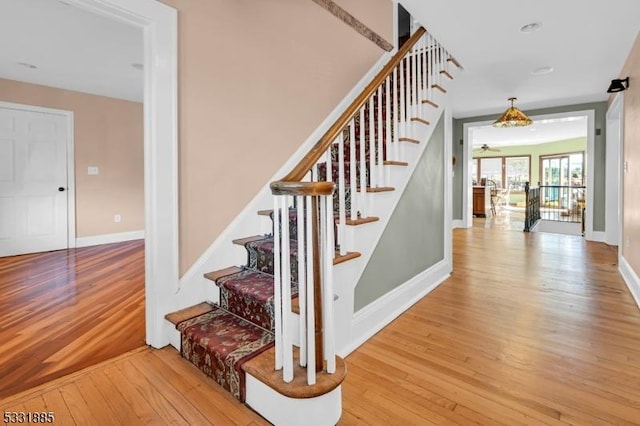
[452,101,607,232]
[354,115,445,311]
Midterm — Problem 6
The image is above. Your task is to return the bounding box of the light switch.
[88,166,99,175]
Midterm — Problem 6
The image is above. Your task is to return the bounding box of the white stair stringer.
[332,83,455,357]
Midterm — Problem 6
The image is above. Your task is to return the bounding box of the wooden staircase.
[165,26,459,425]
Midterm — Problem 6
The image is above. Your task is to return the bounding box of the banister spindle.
[297,195,307,367]
[281,196,293,382]
[337,133,346,255]
[349,120,357,222]
[273,196,282,371]
[323,194,336,374]
[359,107,367,217]
[305,195,316,384]
[393,66,399,161]
[376,85,384,186]
[385,74,391,181]
[368,97,376,188]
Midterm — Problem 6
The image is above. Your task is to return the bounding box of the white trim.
[67,0,179,348]
[341,259,450,357]
[245,376,342,426]
[620,256,640,310]
[463,110,597,238]
[605,93,623,247]
[0,101,76,251]
[588,231,606,242]
[76,230,145,247]
[452,219,465,229]
[177,51,395,305]
[444,107,453,269]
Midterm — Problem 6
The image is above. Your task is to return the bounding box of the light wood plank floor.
[2,228,640,425]
[0,240,146,398]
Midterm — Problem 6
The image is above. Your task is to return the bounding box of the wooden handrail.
[270,27,428,194]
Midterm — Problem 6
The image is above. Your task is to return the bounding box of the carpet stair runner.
[165,49,449,406]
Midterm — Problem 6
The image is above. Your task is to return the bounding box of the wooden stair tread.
[334,251,361,265]
[242,347,347,399]
[422,99,439,108]
[344,216,379,226]
[257,210,272,217]
[440,69,454,80]
[356,186,395,193]
[447,56,462,68]
[165,302,214,326]
[410,117,430,125]
[232,235,268,246]
[398,137,420,144]
[204,266,243,283]
[384,160,408,166]
[432,84,447,93]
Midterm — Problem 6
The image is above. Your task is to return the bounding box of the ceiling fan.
[475,144,501,152]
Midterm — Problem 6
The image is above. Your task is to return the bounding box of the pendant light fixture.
[493,97,533,128]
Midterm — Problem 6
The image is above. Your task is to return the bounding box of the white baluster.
[368,97,376,188]
[337,133,346,255]
[420,35,426,117]
[323,194,336,374]
[358,107,367,217]
[428,35,433,102]
[376,85,384,187]
[412,44,417,122]
[385,75,391,176]
[349,120,356,222]
[280,196,293,382]
[399,58,406,158]
[393,67,400,161]
[326,142,332,188]
[296,195,306,367]
[305,197,316,385]
[273,196,282,371]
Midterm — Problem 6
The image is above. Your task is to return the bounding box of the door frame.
[605,93,623,248]
[67,0,179,348]
[462,110,597,240]
[0,101,76,250]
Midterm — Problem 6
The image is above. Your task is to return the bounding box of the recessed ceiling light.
[531,66,554,75]
[520,22,542,33]
[17,62,38,69]
[131,63,143,70]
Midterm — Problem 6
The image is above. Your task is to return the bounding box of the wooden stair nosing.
[447,57,462,68]
[257,210,272,217]
[398,137,420,144]
[432,84,447,93]
[383,160,408,166]
[242,346,347,399]
[440,69,454,80]
[356,186,395,193]
[422,99,439,108]
[204,266,243,283]
[232,235,268,246]
[343,216,379,226]
[165,302,214,326]
[410,117,430,125]
[334,251,361,265]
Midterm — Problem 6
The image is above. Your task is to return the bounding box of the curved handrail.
[270,27,428,195]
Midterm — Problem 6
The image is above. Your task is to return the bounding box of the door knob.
[58,187,66,192]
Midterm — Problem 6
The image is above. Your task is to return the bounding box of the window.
[540,152,584,186]
[472,155,531,190]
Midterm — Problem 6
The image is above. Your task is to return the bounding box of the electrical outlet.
[88,166,99,175]
[114,214,122,223]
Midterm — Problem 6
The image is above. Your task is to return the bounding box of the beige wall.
[619,31,640,273]
[334,0,394,44]
[0,78,144,237]
[160,0,392,274]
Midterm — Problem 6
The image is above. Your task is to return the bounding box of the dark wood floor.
[2,228,640,424]
[0,240,145,398]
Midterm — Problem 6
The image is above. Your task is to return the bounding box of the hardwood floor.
[2,228,640,424]
[0,240,145,399]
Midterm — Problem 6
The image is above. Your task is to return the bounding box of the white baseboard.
[341,259,450,357]
[75,230,145,248]
[452,219,465,229]
[620,255,640,310]
[585,230,606,242]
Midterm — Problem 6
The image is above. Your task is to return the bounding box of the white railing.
[270,27,455,385]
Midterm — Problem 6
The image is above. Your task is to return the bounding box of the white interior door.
[0,105,70,257]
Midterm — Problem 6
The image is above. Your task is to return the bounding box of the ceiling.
[0,0,142,102]
[1,0,638,116]
[403,0,640,118]
[470,115,587,148]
